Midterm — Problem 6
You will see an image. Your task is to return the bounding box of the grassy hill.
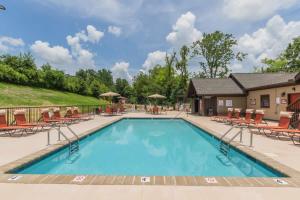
[0,82,104,107]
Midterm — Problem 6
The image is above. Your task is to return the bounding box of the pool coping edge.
[0,116,300,187]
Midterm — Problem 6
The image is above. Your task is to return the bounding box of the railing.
[287,98,300,128]
[0,105,100,125]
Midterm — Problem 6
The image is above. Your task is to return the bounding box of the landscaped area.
[1,1,300,200]
[0,82,104,106]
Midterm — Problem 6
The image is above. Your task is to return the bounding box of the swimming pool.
[16,118,284,177]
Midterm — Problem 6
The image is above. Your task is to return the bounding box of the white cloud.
[111,61,132,82]
[0,36,24,53]
[142,50,167,71]
[66,25,103,68]
[166,11,202,47]
[87,25,104,43]
[236,15,300,71]
[30,40,73,67]
[108,26,122,37]
[223,0,298,21]
[30,25,103,73]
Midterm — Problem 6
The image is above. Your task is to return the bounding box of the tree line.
[0,31,299,105]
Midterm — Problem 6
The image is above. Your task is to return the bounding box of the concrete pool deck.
[1,111,300,199]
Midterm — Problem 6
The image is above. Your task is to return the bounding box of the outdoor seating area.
[210,107,300,145]
[0,107,94,137]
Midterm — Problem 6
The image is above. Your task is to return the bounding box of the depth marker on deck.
[273,179,288,185]
[205,177,218,184]
[72,176,86,183]
[8,175,23,181]
[141,176,151,183]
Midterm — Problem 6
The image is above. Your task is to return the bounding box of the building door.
[204,97,217,116]
[289,93,300,105]
[194,99,199,113]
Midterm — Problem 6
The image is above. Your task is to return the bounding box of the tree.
[175,45,190,97]
[262,36,300,72]
[191,31,246,78]
[165,52,176,103]
[97,69,114,89]
[40,64,65,89]
[115,78,132,97]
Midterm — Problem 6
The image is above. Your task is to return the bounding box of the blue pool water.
[16,119,284,177]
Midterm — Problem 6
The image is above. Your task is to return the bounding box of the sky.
[0,0,300,81]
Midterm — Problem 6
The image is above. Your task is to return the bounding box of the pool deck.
[1,111,300,199]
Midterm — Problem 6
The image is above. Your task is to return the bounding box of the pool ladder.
[47,125,80,156]
[219,126,244,156]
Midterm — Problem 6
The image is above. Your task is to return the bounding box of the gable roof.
[190,78,245,96]
[230,72,298,90]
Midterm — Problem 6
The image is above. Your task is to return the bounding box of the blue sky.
[0,0,300,81]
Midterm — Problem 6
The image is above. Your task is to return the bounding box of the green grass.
[0,82,104,107]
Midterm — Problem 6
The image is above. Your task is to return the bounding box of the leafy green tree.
[191,31,246,78]
[175,45,190,98]
[165,52,177,103]
[40,64,65,89]
[132,72,153,104]
[262,36,300,72]
[97,69,114,89]
[115,78,132,97]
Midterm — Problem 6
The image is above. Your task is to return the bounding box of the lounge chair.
[212,108,234,122]
[232,109,254,125]
[73,107,92,119]
[52,107,77,122]
[13,109,49,134]
[226,108,242,123]
[104,106,114,116]
[0,110,33,136]
[250,111,293,136]
[270,116,300,142]
[153,106,159,115]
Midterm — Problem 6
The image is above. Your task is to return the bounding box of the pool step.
[69,141,79,155]
[219,142,230,156]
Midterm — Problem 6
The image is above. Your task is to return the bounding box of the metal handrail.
[66,126,79,140]
[47,125,80,156]
[220,126,235,140]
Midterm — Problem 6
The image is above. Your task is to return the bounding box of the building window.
[260,95,270,108]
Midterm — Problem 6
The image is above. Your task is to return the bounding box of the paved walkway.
[0,112,300,200]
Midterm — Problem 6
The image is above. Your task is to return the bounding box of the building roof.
[230,72,298,90]
[190,78,245,96]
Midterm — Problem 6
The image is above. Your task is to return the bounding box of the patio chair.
[40,108,69,125]
[153,106,159,115]
[13,109,49,134]
[74,107,93,119]
[232,109,254,125]
[52,107,77,122]
[0,109,33,136]
[251,111,293,137]
[104,106,113,115]
[214,108,234,122]
[226,108,242,123]
[270,116,300,142]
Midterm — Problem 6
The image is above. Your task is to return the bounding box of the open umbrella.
[100,92,120,104]
[100,92,120,97]
[148,94,166,99]
[148,94,166,109]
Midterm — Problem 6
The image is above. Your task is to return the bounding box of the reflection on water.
[142,139,167,157]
